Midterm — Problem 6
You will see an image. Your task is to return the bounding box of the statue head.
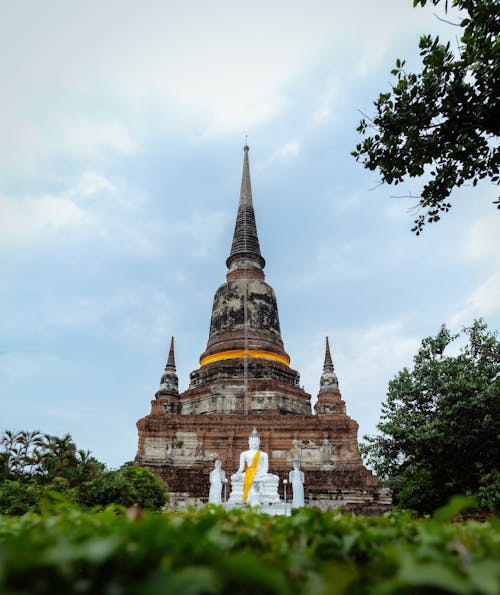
[214,459,221,469]
[248,427,260,450]
[292,459,301,469]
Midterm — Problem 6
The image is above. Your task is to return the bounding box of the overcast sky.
[1,1,498,468]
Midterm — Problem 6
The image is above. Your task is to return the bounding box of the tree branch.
[433,12,461,26]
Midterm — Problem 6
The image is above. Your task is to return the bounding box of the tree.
[0,431,103,486]
[0,431,167,514]
[41,434,103,486]
[0,430,46,481]
[361,320,500,512]
[352,0,499,234]
[82,465,167,511]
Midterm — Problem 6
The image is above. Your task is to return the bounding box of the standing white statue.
[232,427,269,503]
[208,459,226,504]
[289,459,305,508]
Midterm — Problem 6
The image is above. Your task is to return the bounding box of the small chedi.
[135,146,391,513]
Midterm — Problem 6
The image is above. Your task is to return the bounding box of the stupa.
[135,146,391,513]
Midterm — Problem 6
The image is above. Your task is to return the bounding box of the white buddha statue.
[228,427,280,505]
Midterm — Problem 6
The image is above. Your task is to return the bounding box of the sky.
[1,1,498,468]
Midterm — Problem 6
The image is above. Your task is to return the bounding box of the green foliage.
[352,0,499,234]
[0,430,103,485]
[0,431,167,513]
[361,320,500,513]
[82,465,167,510]
[477,472,500,511]
[0,430,47,481]
[0,480,40,515]
[0,505,498,594]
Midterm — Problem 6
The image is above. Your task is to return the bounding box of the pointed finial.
[244,133,249,150]
[319,336,339,391]
[156,336,179,398]
[251,427,258,437]
[166,336,176,370]
[324,337,333,371]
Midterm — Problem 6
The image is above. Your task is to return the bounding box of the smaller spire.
[315,336,345,415]
[319,337,338,390]
[156,336,179,399]
[166,336,176,370]
[324,337,334,371]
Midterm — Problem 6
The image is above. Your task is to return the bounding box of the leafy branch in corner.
[352,0,499,234]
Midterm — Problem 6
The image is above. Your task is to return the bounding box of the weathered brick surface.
[136,410,391,513]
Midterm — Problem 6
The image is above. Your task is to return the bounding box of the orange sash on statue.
[242,450,261,502]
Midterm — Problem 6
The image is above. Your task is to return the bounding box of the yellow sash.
[242,450,261,502]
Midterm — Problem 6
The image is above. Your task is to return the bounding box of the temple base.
[136,412,392,515]
[223,501,291,516]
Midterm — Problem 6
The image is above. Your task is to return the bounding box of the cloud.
[466,271,500,314]
[270,141,300,161]
[42,287,175,346]
[450,211,500,326]
[465,213,500,261]
[289,236,372,292]
[0,170,158,257]
[49,115,137,159]
[451,271,500,327]
[256,140,301,173]
[0,0,438,153]
[0,351,72,384]
[0,192,92,247]
[0,109,137,169]
[174,209,232,261]
[312,74,342,122]
[71,170,117,198]
[337,321,419,384]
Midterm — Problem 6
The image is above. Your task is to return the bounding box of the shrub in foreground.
[0,498,498,594]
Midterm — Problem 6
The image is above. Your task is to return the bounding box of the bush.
[0,504,498,594]
[0,481,40,515]
[82,465,167,510]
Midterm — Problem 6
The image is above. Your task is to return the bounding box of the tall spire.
[226,145,265,271]
[198,144,291,378]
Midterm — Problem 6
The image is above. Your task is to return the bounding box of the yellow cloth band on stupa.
[242,450,261,502]
[200,349,290,367]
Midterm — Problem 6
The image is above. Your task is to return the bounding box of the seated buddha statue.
[229,427,280,506]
